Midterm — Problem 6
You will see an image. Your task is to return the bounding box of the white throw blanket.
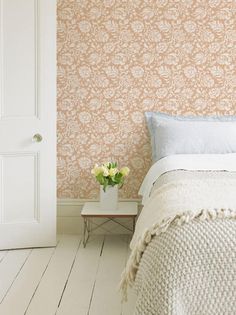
[120,170,236,303]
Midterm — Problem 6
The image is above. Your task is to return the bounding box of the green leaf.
[115,172,122,181]
[110,162,117,169]
[103,177,109,192]
[96,173,105,185]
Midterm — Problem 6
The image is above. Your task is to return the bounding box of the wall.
[57,0,236,200]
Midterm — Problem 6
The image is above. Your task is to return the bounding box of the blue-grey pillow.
[145,112,236,162]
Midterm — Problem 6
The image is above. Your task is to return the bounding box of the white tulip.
[109,168,118,176]
[102,166,109,177]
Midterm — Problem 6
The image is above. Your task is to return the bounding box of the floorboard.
[0,249,31,303]
[25,235,81,315]
[89,235,129,315]
[0,247,55,315]
[0,251,8,263]
[56,235,104,315]
[0,235,136,315]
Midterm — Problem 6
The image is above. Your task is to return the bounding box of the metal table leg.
[83,217,90,248]
[83,215,137,247]
[132,217,136,234]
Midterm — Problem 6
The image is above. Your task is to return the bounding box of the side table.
[81,202,138,247]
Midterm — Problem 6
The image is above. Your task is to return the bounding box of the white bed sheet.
[139,153,236,205]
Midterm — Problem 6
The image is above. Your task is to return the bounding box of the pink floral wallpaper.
[57,0,236,199]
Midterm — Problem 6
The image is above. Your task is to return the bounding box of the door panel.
[0,153,39,223]
[0,0,56,249]
[1,0,37,118]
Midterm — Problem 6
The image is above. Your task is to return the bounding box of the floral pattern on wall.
[57,0,236,199]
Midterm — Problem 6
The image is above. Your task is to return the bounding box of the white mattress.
[139,153,236,205]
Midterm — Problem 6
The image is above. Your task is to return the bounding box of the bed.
[120,113,236,315]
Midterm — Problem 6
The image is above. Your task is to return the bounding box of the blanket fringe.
[119,208,236,302]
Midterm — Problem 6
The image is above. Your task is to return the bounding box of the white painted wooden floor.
[0,235,136,315]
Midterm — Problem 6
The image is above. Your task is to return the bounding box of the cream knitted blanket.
[134,219,236,315]
[120,170,236,313]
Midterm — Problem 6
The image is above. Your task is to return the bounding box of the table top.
[81,201,138,217]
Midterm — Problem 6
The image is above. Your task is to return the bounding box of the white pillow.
[145,112,236,162]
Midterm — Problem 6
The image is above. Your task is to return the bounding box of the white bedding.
[139,153,236,205]
[121,167,236,306]
[120,154,236,311]
[131,153,236,250]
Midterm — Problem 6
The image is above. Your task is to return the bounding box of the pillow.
[145,112,236,162]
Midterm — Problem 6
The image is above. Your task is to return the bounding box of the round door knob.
[32,134,43,142]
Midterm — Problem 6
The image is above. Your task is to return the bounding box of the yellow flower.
[101,166,109,177]
[120,167,130,176]
[91,164,103,176]
[109,168,118,177]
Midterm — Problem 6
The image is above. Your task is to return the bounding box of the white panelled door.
[0,0,56,249]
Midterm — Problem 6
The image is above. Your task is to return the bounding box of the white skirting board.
[57,199,142,235]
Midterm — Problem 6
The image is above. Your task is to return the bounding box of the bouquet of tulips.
[91,162,130,192]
